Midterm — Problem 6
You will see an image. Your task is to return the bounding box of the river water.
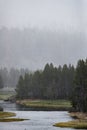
[0,101,85,130]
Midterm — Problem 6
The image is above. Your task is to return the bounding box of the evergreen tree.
[72,59,87,112]
[16,63,75,100]
[16,76,24,99]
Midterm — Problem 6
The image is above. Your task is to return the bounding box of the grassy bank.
[16,99,72,111]
[70,112,87,119]
[54,112,87,129]
[0,112,28,122]
[0,112,16,118]
[0,88,16,100]
[0,118,28,122]
[0,93,13,100]
[54,120,87,129]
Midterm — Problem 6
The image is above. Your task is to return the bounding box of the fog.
[0,0,87,70]
[0,0,86,29]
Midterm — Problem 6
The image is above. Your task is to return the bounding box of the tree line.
[16,63,75,99]
[16,59,87,112]
[0,59,87,112]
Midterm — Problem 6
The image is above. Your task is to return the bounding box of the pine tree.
[72,59,87,112]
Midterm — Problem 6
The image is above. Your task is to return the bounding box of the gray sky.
[0,0,86,29]
[0,0,87,70]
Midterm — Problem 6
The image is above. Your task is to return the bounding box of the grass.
[0,118,28,122]
[0,89,15,100]
[0,94,13,100]
[16,99,72,110]
[70,112,87,119]
[0,112,16,118]
[54,120,87,129]
[0,112,28,122]
[54,112,87,129]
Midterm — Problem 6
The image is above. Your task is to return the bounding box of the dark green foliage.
[72,59,87,112]
[16,63,75,100]
[16,76,24,99]
[16,74,31,99]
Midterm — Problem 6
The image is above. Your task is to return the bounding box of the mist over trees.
[0,68,30,88]
[0,75,4,89]
[0,27,87,112]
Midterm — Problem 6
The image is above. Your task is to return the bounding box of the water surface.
[0,101,86,130]
[0,111,73,130]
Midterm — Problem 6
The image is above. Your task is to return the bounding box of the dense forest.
[16,63,75,99]
[0,59,87,112]
[16,59,87,112]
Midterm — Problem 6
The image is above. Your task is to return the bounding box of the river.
[0,100,85,130]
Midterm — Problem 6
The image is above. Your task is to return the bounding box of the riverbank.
[54,112,87,129]
[0,111,28,122]
[16,99,72,111]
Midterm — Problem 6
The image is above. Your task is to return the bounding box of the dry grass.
[70,112,87,120]
[0,112,16,118]
[0,118,28,122]
[16,99,72,110]
[54,120,87,129]
[0,112,28,122]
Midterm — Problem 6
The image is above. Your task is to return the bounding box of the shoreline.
[16,99,72,111]
[54,112,87,129]
[0,111,28,122]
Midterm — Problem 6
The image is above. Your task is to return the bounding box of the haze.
[0,0,87,70]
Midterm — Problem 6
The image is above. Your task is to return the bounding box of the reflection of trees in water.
[0,101,17,111]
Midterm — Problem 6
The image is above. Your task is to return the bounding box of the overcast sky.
[0,0,87,70]
[0,0,86,29]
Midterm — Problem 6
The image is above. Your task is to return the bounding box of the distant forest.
[0,68,30,88]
